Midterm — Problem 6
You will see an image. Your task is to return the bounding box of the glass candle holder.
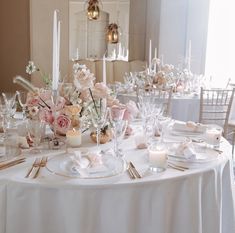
[204,127,222,149]
[148,142,167,173]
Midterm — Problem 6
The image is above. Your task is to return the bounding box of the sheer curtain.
[205,0,235,87]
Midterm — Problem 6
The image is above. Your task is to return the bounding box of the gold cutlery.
[25,158,40,178]
[0,157,26,170]
[33,156,48,179]
[168,161,189,171]
[129,161,142,179]
[168,163,186,172]
[127,163,135,180]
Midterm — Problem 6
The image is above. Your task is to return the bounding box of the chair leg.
[232,130,235,158]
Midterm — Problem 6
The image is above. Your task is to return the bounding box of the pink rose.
[39,89,52,102]
[123,109,132,122]
[26,93,40,107]
[39,108,54,124]
[110,105,126,121]
[107,95,120,107]
[92,82,111,99]
[126,100,139,118]
[55,114,71,135]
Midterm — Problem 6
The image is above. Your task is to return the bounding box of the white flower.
[74,68,95,91]
[73,63,87,74]
[26,61,37,75]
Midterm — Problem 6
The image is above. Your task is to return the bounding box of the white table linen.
[0,132,234,233]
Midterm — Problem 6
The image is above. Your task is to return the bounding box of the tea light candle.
[148,145,167,171]
[66,128,82,147]
[134,133,147,149]
[205,128,222,146]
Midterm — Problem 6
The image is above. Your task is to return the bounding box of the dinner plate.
[46,153,127,179]
[167,146,219,168]
[169,124,222,137]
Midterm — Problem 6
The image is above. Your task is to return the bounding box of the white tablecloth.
[0,131,234,233]
[118,93,235,122]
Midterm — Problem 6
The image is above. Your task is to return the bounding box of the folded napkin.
[172,121,207,133]
[175,141,196,160]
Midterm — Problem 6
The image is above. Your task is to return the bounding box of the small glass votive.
[148,142,168,172]
[204,127,222,149]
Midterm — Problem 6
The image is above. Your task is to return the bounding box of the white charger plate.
[167,146,219,168]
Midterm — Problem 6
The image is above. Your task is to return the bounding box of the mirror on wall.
[69,0,130,61]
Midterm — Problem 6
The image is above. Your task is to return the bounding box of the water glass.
[28,120,45,153]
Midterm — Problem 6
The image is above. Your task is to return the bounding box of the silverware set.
[127,161,142,179]
[168,162,189,171]
[25,156,48,179]
[0,157,26,170]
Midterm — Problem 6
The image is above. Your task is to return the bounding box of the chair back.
[199,87,235,137]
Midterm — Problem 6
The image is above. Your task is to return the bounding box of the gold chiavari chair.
[199,88,235,139]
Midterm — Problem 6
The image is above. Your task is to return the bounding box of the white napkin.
[172,121,206,133]
[175,141,196,160]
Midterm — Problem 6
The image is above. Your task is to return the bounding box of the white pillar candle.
[148,147,167,169]
[66,129,82,147]
[103,54,106,85]
[149,39,152,70]
[205,128,222,146]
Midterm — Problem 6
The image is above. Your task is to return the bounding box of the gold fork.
[33,157,48,179]
[25,158,40,178]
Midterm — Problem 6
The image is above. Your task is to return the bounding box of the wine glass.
[89,98,108,153]
[28,120,45,153]
[16,91,28,120]
[109,106,127,157]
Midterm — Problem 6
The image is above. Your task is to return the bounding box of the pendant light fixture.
[106,1,120,44]
[106,23,119,44]
[86,0,100,20]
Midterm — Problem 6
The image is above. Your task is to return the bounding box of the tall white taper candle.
[103,54,106,85]
[149,39,152,70]
[52,10,58,91]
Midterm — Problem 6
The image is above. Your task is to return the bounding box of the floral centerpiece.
[13,63,138,142]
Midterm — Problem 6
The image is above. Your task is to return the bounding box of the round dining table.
[0,124,234,233]
[117,92,235,122]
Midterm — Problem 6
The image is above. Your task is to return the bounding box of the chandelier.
[106,23,119,44]
[86,0,100,20]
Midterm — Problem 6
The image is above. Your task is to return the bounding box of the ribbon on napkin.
[175,141,196,160]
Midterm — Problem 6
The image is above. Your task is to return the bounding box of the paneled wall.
[0,0,30,92]
[146,0,210,74]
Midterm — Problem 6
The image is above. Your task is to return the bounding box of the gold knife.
[0,158,26,170]
[129,161,142,179]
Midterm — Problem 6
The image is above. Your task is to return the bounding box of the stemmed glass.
[89,98,108,153]
[0,92,17,131]
[109,106,127,157]
[16,91,28,120]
